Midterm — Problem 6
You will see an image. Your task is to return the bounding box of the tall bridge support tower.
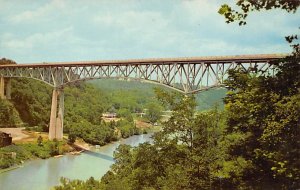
[0,77,11,99]
[5,78,11,100]
[49,88,64,140]
[0,77,4,99]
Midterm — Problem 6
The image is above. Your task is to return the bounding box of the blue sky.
[0,0,299,63]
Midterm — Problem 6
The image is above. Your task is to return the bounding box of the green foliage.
[97,91,226,190]
[10,78,52,128]
[37,136,43,146]
[217,3,300,187]
[1,78,109,131]
[219,54,300,188]
[145,102,162,124]
[67,117,139,145]
[68,132,76,144]
[0,76,152,149]
[54,177,104,190]
[0,140,69,169]
[0,154,15,169]
[50,139,60,156]
[89,79,163,113]
[117,108,133,121]
[55,88,227,190]
[1,72,225,131]
[117,119,139,138]
[0,99,22,127]
[196,88,227,111]
[64,83,107,128]
[67,120,115,146]
[0,58,17,65]
[219,0,300,25]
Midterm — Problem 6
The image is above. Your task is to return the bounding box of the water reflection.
[47,157,62,187]
[84,150,114,161]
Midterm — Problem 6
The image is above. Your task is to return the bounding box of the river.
[0,134,153,190]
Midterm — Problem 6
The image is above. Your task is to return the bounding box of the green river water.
[0,134,153,190]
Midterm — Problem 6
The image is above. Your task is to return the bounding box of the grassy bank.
[0,140,72,170]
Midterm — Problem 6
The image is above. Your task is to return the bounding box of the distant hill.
[88,79,163,112]
[196,88,227,111]
[88,79,227,111]
[0,76,226,129]
[88,79,164,93]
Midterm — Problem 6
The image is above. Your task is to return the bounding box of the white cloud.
[9,0,66,23]
[0,0,298,63]
[93,10,169,33]
[1,27,78,49]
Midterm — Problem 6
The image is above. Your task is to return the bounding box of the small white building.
[102,113,117,118]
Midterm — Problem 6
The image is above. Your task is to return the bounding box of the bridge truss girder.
[0,61,275,94]
[0,55,283,140]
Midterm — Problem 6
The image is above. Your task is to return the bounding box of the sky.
[0,0,299,63]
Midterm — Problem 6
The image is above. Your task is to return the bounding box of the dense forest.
[0,78,143,143]
[90,79,227,111]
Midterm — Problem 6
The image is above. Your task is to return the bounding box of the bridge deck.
[0,54,287,68]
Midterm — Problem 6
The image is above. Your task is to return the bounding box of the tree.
[54,177,103,190]
[220,64,300,188]
[0,99,22,127]
[0,58,17,65]
[218,0,300,25]
[145,102,162,124]
[37,136,43,146]
[50,139,60,156]
[95,90,226,190]
[68,132,76,144]
[117,108,133,122]
[216,1,300,189]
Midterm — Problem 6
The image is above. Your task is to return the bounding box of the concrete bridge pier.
[0,77,11,99]
[0,77,4,99]
[49,88,64,140]
[6,78,11,99]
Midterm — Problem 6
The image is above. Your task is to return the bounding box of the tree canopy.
[219,0,300,25]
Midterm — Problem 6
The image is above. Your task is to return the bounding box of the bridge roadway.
[1,53,284,67]
[0,53,286,140]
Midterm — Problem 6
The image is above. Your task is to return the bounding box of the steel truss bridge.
[0,54,286,140]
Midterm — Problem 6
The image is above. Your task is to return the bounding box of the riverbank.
[0,139,74,171]
[0,121,159,173]
[0,133,154,190]
[0,141,87,173]
[0,165,22,173]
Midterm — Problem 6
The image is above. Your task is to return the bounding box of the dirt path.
[135,120,152,128]
[0,128,48,142]
[0,128,29,141]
